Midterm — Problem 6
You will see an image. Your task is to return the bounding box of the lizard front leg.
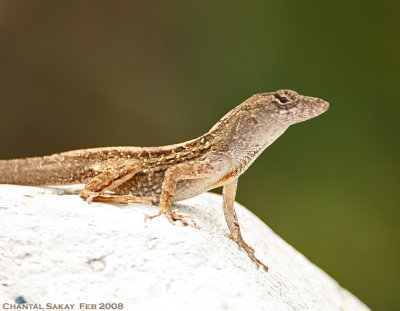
[222,179,268,271]
[146,153,233,227]
[79,158,155,205]
[146,161,213,227]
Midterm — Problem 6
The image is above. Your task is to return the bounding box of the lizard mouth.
[306,96,329,115]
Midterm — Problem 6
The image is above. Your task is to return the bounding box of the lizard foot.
[229,235,269,272]
[145,208,199,229]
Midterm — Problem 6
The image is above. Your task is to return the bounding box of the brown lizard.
[0,89,328,271]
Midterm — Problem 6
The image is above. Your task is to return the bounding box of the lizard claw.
[145,208,199,229]
[238,240,268,272]
[228,234,268,272]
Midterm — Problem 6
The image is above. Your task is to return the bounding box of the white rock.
[0,184,370,311]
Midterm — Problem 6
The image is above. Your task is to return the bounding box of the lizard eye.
[278,97,288,104]
[274,93,290,104]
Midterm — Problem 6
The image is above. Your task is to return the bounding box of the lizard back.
[0,134,214,186]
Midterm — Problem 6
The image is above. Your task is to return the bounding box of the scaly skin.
[0,89,329,271]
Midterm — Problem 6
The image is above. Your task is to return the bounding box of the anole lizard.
[0,89,329,271]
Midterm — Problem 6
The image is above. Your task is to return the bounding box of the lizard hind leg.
[79,158,156,205]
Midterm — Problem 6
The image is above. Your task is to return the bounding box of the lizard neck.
[224,124,288,176]
[207,124,288,188]
[205,102,289,177]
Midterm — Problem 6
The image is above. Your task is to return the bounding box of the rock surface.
[0,184,370,311]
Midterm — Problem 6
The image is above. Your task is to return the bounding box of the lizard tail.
[0,154,96,185]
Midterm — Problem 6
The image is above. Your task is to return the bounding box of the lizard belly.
[172,174,225,202]
[113,172,222,203]
[113,171,164,199]
[114,163,228,203]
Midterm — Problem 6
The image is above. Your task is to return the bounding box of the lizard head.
[262,89,329,126]
[205,89,329,162]
[207,89,329,148]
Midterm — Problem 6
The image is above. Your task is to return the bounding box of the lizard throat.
[211,148,263,188]
[211,126,289,188]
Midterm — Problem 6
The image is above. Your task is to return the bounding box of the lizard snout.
[317,98,329,113]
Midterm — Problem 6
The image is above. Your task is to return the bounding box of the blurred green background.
[0,1,398,309]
